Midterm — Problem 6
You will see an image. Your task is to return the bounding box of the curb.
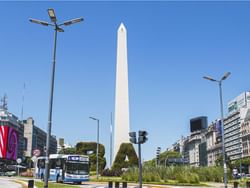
[13,180,38,188]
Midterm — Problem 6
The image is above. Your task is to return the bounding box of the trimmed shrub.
[112,143,138,170]
[101,168,123,177]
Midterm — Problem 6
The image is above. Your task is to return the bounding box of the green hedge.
[112,143,138,170]
[122,165,225,184]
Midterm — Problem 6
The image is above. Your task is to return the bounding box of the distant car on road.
[245,174,250,178]
[4,171,16,177]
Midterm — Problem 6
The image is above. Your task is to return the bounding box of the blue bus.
[36,154,89,184]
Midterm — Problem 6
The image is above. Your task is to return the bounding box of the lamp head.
[48,8,57,23]
[221,72,231,81]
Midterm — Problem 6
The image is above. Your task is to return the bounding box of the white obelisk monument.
[113,23,130,162]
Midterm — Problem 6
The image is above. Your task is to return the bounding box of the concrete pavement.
[0,177,23,188]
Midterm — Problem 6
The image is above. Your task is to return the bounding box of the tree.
[58,147,76,154]
[76,142,106,171]
[215,154,232,170]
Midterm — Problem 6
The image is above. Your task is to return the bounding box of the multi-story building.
[206,120,222,166]
[224,91,250,161]
[0,106,25,159]
[171,136,186,154]
[240,109,250,157]
[184,133,204,166]
[23,117,57,157]
[57,138,73,153]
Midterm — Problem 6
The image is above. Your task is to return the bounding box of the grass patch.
[35,182,78,188]
[90,176,122,182]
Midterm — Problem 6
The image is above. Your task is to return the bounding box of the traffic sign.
[33,149,41,157]
[16,158,22,164]
[31,156,37,162]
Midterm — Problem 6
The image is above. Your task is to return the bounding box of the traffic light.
[156,147,161,165]
[129,132,137,144]
[138,131,148,144]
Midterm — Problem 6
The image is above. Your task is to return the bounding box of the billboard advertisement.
[0,126,18,160]
[215,120,222,137]
[190,116,208,132]
[215,120,222,143]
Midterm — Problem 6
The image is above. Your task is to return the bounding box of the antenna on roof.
[0,94,8,110]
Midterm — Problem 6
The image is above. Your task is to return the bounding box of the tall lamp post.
[203,72,231,188]
[89,116,100,180]
[30,9,83,188]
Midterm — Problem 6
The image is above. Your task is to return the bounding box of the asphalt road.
[0,177,22,188]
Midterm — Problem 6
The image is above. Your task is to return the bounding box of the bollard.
[108,181,113,188]
[233,182,239,188]
[115,182,120,188]
[246,181,250,188]
[28,180,34,188]
[122,182,127,188]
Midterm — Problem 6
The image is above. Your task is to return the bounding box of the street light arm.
[59,17,84,26]
[89,116,98,121]
[203,76,218,82]
[29,18,52,26]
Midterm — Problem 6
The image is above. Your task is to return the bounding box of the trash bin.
[246,181,250,188]
[233,182,239,188]
[28,180,34,188]
[115,182,119,188]
[122,182,127,188]
[108,181,113,188]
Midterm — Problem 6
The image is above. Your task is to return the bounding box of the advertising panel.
[215,120,222,143]
[215,120,222,137]
[0,126,18,160]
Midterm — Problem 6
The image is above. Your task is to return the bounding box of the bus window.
[66,162,89,175]
[50,159,63,169]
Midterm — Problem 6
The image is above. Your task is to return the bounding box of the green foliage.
[58,147,76,154]
[122,165,227,184]
[76,142,106,171]
[112,143,138,170]
[101,168,123,177]
[35,181,77,188]
[215,154,233,170]
[143,151,182,166]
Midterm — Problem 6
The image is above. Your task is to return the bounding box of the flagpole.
[21,83,25,121]
[110,112,113,168]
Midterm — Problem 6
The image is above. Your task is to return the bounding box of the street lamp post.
[89,117,100,180]
[203,72,231,188]
[30,9,83,188]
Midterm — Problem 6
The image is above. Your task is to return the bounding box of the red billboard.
[0,126,18,160]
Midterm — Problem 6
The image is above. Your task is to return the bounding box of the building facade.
[0,107,25,159]
[23,117,57,157]
[224,91,250,161]
[206,121,222,166]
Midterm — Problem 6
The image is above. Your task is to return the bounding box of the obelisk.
[113,23,130,162]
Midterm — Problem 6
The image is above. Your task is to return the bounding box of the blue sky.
[1,1,250,166]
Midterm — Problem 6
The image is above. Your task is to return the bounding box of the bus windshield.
[66,162,89,175]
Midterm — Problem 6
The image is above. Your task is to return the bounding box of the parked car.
[5,171,16,177]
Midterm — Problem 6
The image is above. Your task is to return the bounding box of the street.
[0,177,22,188]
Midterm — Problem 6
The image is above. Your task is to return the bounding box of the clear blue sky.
[1,1,250,166]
